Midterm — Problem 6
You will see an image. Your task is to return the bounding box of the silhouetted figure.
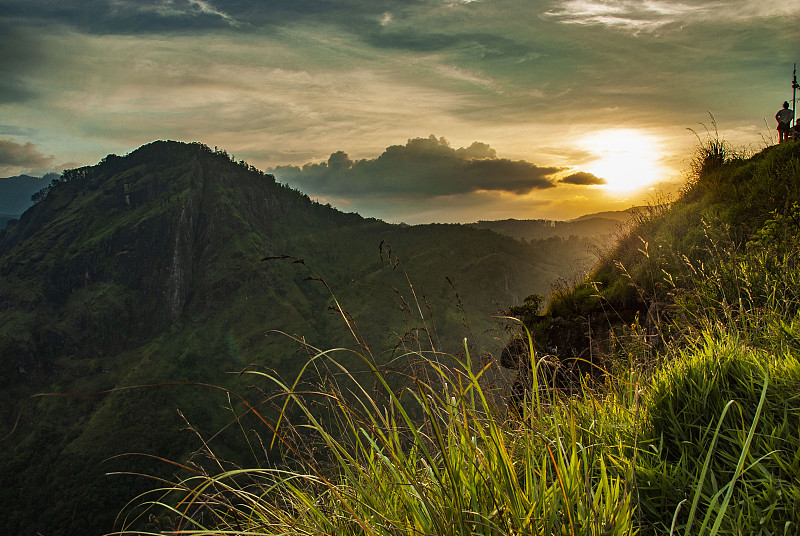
[776,101,794,143]
[793,119,800,142]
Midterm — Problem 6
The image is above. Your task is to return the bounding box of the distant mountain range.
[470,209,638,244]
[0,173,59,216]
[0,140,607,535]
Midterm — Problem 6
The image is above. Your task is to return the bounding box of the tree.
[508,294,544,327]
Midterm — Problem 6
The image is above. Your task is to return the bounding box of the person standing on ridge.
[776,101,794,143]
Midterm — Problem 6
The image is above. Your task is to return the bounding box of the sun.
[581,129,666,192]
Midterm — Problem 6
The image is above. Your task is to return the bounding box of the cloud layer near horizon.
[273,136,562,198]
[0,138,54,176]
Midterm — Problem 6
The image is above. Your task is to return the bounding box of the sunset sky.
[1,0,798,223]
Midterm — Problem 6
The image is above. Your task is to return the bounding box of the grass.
[116,339,640,535]
[639,331,800,534]
[115,330,800,535]
[686,115,749,182]
[0,140,631,536]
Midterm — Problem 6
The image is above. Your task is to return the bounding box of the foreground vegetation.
[118,141,800,534]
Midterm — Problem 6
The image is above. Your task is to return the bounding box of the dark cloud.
[273,135,560,199]
[0,80,37,104]
[0,25,45,103]
[2,0,239,33]
[0,0,416,34]
[559,171,606,186]
[0,139,55,168]
[456,142,496,159]
[0,125,36,137]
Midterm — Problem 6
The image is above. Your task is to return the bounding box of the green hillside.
[0,141,597,535]
[112,140,800,535]
[510,139,800,373]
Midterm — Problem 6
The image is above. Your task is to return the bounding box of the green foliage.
[508,293,544,326]
[748,201,800,250]
[129,250,800,536]
[507,138,800,370]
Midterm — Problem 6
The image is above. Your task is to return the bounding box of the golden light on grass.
[582,129,667,193]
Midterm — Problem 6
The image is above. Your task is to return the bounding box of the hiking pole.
[793,63,799,115]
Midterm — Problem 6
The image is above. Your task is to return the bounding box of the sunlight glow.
[581,129,665,193]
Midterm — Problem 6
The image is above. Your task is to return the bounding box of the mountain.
[0,173,58,217]
[0,140,598,535]
[470,210,635,245]
[569,206,644,222]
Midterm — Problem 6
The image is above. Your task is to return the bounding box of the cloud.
[0,0,243,33]
[0,0,794,224]
[272,135,561,199]
[0,125,37,137]
[559,171,606,185]
[139,0,241,26]
[456,141,497,159]
[0,139,55,169]
[543,0,800,32]
[0,80,36,104]
[365,29,530,60]
[543,0,705,32]
[0,0,405,34]
[0,25,46,103]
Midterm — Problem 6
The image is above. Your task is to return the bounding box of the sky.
[1,0,798,224]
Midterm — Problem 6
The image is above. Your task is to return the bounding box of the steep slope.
[0,140,593,535]
[504,140,800,379]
